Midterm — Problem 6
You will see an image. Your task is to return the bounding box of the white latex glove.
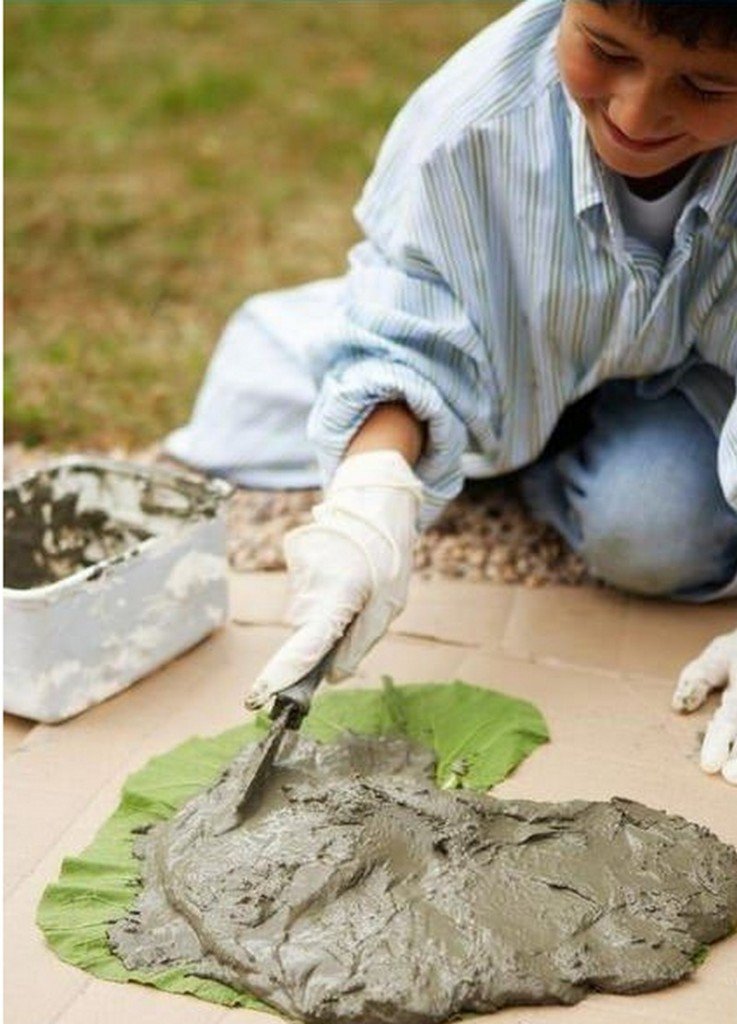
[672,629,737,785]
[246,449,423,711]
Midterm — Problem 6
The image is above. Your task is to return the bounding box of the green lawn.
[5,1,511,449]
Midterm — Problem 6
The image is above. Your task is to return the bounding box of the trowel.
[215,639,341,834]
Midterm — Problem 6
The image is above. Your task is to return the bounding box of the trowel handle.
[271,639,342,729]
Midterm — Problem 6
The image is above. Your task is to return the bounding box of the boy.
[165,1,737,781]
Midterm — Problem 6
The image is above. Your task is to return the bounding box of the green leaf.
[37,680,548,1013]
[303,680,548,790]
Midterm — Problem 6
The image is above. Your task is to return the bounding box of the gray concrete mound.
[109,734,737,1024]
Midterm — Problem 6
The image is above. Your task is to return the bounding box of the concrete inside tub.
[4,462,224,591]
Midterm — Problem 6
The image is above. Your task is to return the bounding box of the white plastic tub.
[4,457,232,723]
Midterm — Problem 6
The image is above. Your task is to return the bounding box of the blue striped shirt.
[307,0,737,525]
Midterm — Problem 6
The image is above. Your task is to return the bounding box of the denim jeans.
[517,377,737,603]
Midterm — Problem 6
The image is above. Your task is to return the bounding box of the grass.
[5,1,511,450]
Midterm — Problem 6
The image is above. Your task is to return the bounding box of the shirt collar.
[690,143,737,227]
[560,80,626,253]
[561,81,604,220]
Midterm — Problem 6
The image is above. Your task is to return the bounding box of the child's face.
[557,0,737,179]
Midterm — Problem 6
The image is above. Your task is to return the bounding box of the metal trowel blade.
[214,707,291,835]
[214,635,345,836]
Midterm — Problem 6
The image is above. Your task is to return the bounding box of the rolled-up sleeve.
[307,86,500,526]
[308,242,499,526]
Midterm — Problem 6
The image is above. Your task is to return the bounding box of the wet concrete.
[109,735,737,1024]
[4,479,151,589]
[3,462,224,590]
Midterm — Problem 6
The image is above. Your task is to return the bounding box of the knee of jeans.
[574,460,731,597]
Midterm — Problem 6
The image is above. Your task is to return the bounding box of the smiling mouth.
[600,110,684,151]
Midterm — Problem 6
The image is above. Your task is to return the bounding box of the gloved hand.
[672,629,737,785]
[246,449,424,712]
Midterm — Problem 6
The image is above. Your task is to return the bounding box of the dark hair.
[586,1,737,48]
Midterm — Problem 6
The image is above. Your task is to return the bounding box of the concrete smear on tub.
[109,735,737,1024]
[3,480,151,589]
[3,462,224,590]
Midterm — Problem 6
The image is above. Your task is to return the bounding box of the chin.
[588,125,690,179]
[597,148,672,178]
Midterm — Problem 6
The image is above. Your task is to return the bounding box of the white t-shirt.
[614,159,704,258]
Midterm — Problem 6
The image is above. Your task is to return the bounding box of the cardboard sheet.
[5,572,736,1024]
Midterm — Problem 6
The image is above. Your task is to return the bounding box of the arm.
[306,81,500,529]
[345,402,426,465]
[247,339,433,713]
[307,238,498,529]
[249,71,494,707]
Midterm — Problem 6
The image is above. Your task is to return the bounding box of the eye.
[587,40,631,65]
[683,78,728,103]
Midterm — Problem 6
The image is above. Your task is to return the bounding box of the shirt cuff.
[307,358,468,528]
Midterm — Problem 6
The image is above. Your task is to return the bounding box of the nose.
[607,76,679,141]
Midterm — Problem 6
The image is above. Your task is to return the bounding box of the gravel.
[4,444,592,587]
